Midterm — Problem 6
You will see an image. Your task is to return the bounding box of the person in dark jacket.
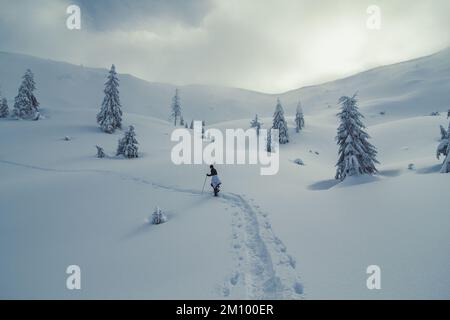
[207,165,221,196]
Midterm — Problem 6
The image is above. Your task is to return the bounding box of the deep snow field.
[1,50,450,299]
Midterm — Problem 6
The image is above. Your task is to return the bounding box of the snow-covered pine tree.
[116,125,139,158]
[437,120,450,173]
[170,89,182,126]
[272,99,289,144]
[190,120,194,129]
[180,115,184,126]
[95,145,106,158]
[184,122,188,128]
[335,94,379,180]
[250,114,262,136]
[266,129,272,152]
[440,146,450,173]
[437,138,448,159]
[440,125,448,140]
[295,101,305,133]
[13,69,40,120]
[202,120,205,138]
[0,97,8,118]
[96,65,122,133]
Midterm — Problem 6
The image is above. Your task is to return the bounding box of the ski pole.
[201,175,208,194]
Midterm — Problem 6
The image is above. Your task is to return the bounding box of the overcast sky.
[0,0,449,93]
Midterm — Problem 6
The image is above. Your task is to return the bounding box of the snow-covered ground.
[0,50,449,299]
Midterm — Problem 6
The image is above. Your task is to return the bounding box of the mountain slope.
[1,48,450,124]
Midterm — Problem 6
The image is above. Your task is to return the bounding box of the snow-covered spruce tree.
[272,99,289,144]
[440,125,448,140]
[117,125,139,158]
[440,146,450,173]
[202,120,206,138]
[184,122,188,128]
[266,128,273,153]
[335,94,379,180]
[13,69,40,120]
[250,114,262,136]
[0,98,8,118]
[439,143,450,173]
[437,137,448,158]
[437,120,450,173]
[180,115,184,126]
[170,89,182,126]
[189,120,194,129]
[96,65,122,133]
[295,101,305,133]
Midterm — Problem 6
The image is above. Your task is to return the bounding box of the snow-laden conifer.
[266,128,273,152]
[295,101,305,133]
[97,65,122,133]
[335,94,379,180]
[437,120,450,173]
[250,114,262,135]
[13,69,39,120]
[272,99,289,144]
[0,97,8,118]
[170,89,182,126]
[117,125,139,158]
[440,125,448,140]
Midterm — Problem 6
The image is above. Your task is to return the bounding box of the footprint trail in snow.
[220,193,303,299]
[0,159,304,299]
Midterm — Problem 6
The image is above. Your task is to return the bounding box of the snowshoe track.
[221,193,303,299]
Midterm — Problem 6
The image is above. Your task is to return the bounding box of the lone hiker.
[206,165,222,196]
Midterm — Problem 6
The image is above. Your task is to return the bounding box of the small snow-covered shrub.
[63,136,71,141]
[96,145,106,158]
[151,206,167,225]
[408,163,415,170]
[430,111,440,116]
[293,158,305,166]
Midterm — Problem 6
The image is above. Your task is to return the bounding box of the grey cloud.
[73,0,214,31]
[0,0,449,93]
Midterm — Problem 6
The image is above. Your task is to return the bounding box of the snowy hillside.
[0,49,450,299]
[1,49,450,124]
[0,51,273,124]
